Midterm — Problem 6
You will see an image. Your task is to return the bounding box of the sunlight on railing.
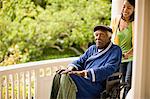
[0,57,77,99]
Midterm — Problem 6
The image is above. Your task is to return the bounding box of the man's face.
[94,30,110,49]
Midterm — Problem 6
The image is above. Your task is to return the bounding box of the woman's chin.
[123,14,130,19]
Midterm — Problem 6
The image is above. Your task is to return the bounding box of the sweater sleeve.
[87,46,122,82]
[68,45,95,70]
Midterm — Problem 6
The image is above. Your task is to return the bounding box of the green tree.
[0,0,111,65]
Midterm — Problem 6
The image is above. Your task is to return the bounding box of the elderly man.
[50,26,122,99]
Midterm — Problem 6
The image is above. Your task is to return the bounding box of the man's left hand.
[69,70,88,78]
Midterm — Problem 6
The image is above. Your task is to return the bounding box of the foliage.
[0,0,111,66]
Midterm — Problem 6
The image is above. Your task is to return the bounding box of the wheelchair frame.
[100,72,127,99]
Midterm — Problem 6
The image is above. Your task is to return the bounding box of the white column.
[126,0,150,98]
[111,0,124,20]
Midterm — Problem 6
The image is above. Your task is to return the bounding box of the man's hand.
[69,70,88,78]
[56,66,75,74]
[56,69,66,74]
[60,69,72,74]
[56,68,72,74]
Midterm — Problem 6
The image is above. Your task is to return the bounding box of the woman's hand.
[123,52,133,59]
[123,48,133,59]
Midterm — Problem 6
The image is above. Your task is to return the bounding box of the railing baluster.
[11,74,14,99]
[0,75,2,99]
[6,75,9,99]
[33,70,35,99]
[34,69,39,99]
[17,73,20,99]
[28,71,31,99]
[23,72,26,99]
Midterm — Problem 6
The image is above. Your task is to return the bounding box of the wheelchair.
[100,72,127,99]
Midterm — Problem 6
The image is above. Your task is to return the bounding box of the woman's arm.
[123,48,133,59]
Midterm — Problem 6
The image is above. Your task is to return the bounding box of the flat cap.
[94,25,113,33]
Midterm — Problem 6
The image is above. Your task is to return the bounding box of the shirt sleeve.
[111,16,120,44]
[110,18,117,33]
[111,16,121,33]
[87,46,122,82]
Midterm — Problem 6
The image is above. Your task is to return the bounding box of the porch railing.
[0,57,77,99]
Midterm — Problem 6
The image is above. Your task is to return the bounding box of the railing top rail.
[0,57,78,72]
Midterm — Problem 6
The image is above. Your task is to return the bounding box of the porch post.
[111,0,124,20]
[126,0,150,98]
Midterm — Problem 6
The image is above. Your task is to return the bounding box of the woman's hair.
[128,0,135,21]
[122,0,135,22]
[128,0,135,8]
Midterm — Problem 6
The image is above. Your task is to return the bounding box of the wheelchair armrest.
[106,72,122,92]
[108,72,122,79]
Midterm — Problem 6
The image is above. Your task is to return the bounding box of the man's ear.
[109,37,111,40]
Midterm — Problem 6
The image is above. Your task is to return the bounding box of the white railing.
[0,57,78,99]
